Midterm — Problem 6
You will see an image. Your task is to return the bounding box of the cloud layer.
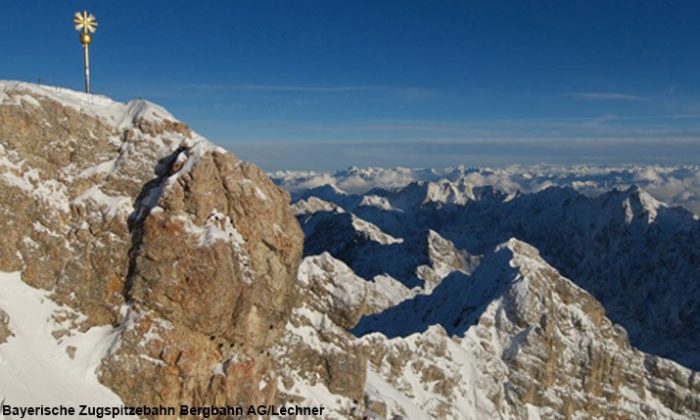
[272,164,700,216]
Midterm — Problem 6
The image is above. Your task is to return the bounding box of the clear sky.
[2,1,700,170]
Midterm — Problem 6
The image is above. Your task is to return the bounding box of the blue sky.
[2,1,700,170]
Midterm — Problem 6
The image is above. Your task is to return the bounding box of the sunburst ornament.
[74,11,98,37]
[73,11,98,93]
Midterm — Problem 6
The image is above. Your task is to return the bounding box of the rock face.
[0,82,303,408]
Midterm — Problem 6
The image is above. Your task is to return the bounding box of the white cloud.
[566,92,647,101]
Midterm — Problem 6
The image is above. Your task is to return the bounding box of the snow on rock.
[416,230,481,291]
[178,211,255,283]
[351,214,403,245]
[298,253,414,328]
[423,179,474,205]
[620,185,666,224]
[291,196,345,216]
[364,274,416,314]
[73,186,133,221]
[77,158,117,179]
[359,194,400,212]
[273,253,417,418]
[0,81,174,132]
[272,302,367,418]
[0,271,131,416]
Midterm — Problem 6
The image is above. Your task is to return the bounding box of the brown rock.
[0,309,12,344]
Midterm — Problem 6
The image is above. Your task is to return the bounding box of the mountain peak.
[0,81,304,410]
[0,80,192,141]
[604,185,667,224]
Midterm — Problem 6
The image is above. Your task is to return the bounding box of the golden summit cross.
[73,10,98,93]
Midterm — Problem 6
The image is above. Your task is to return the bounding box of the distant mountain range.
[273,164,700,216]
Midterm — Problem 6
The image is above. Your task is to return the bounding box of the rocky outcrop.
[273,255,373,417]
[415,229,480,290]
[100,143,303,407]
[0,309,12,344]
[0,82,303,410]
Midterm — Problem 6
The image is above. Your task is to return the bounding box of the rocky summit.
[1,81,699,419]
[0,81,303,409]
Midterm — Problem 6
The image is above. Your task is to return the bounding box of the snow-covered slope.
[0,272,131,416]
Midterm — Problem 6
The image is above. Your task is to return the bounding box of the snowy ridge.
[297,253,415,318]
[0,80,174,129]
[292,196,345,216]
[351,215,403,245]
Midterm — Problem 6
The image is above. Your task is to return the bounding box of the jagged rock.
[272,254,380,414]
[416,229,480,290]
[296,253,413,329]
[127,147,302,350]
[99,141,303,407]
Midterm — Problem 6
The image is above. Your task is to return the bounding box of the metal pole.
[74,10,97,94]
[84,42,90,93]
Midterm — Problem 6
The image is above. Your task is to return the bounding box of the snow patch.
[0,272,131,416]
[179,211,255,284]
